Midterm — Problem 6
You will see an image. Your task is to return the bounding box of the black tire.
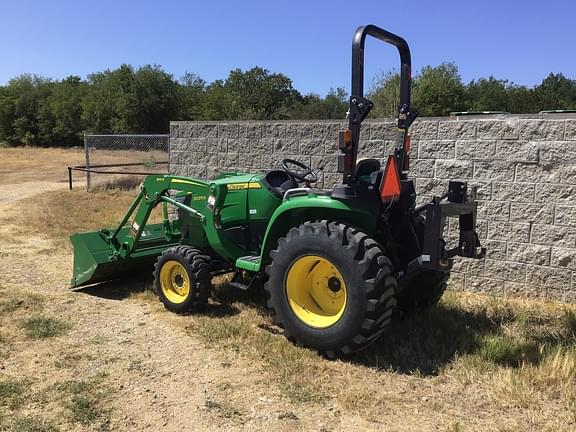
[396,271,449,314]
[395,216,450,314]
[264,220,397,357]
[153,246,211,313]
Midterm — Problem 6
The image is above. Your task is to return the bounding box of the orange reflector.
[344,129,352,146]
[404,135,411,153]
[380,155,401,201]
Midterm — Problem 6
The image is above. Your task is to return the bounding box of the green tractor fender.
[255,194,378,271]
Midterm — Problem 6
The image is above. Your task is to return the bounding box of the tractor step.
[235,255,261,272]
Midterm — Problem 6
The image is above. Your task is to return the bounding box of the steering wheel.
[281,158,318,185]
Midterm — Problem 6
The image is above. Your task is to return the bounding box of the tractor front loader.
[71,25,485,357]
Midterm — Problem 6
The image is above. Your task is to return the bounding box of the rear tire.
[395,216,450,314]
[154,246,211,314]
[264,220,397,357]
[396,271,449,314]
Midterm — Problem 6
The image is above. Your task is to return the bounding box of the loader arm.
[71,174,250,288]
[99,176,209,260]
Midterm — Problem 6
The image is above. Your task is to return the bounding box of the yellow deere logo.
[227,182,262,191]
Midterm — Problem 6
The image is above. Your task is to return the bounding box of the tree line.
[0,63,574,147]
[370,63,576,118]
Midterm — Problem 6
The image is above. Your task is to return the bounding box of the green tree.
[466,77,510,112]
[533,73,576,111]
[82,64,180,133]
[290,87,348,119]
[369,64,467,118]
[200,67,301,120]
[0,74,54,146]
[47,75,88,146]
[132,65,181,132]
[507,85,535,113]
[177,72,206,120]
[413,63,466,116]
[369,70,401,118]
[199,79,232,120]
[81,64,136,133]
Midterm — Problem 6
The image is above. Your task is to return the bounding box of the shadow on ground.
[76,274,154,301]
[76,280,506,375]
[76,274,244,317]
[355,303,576,376]
[76,276,576,377]
[354,304,498,375]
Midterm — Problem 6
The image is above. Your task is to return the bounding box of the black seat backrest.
[261,170,297,198]
[356,158,381,178]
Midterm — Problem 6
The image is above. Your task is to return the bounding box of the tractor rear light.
[380,155,401,201]
[404,135,411,153]
[338,129,352,152]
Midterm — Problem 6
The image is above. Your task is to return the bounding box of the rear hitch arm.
[408,181,486,274]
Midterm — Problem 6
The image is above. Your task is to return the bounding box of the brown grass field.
[0,147,575,431]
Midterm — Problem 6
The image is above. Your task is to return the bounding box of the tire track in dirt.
[0,181,69,203]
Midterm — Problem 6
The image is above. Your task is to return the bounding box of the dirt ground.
[0,149,381,431]
[0,148,575,432]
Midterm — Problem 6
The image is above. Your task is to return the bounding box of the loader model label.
[192,195,207,201]
[227,182,262,191]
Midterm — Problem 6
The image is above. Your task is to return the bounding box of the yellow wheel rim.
[285,255,347,328]
[159,260,191,304]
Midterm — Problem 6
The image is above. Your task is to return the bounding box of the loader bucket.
[70,225,172,288]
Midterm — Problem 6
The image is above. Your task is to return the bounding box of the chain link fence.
[68,134,170,190]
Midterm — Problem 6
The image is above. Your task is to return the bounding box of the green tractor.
[71,25,485,357]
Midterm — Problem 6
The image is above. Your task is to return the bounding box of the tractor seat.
[356,158,381,181]
[356,158,383,190]
[261,170,298,198]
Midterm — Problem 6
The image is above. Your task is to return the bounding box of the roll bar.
[341,25,416,183]
[351,24,412,106]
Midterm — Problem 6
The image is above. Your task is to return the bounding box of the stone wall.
[169,116,576,302]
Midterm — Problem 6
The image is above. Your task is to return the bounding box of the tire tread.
[264,221,396,357]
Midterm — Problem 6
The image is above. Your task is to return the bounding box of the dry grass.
[176,284,576,422]
[19,188,137,248]
[0,415,58,432]
[6,182,576,429]
[17,185,163,248]
[0,284,114,432]
[21,316,71,339]
[0,147,86,184]
[0,147,166,186]
[2,148,576,430]
[55,378,111,427]
[0,378,29,409]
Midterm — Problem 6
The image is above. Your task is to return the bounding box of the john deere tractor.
[71,25,485,357]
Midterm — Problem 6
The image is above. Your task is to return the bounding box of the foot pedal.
[235,255,261,272]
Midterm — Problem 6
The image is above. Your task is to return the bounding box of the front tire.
[264,221,396,357]
[154,246,211,313]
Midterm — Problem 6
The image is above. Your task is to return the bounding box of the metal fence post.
[84,133,91,191]
[166,134,171,174]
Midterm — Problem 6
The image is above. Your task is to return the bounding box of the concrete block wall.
[169,116,576,302]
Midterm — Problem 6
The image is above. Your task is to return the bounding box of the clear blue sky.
[1,0,575,95]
